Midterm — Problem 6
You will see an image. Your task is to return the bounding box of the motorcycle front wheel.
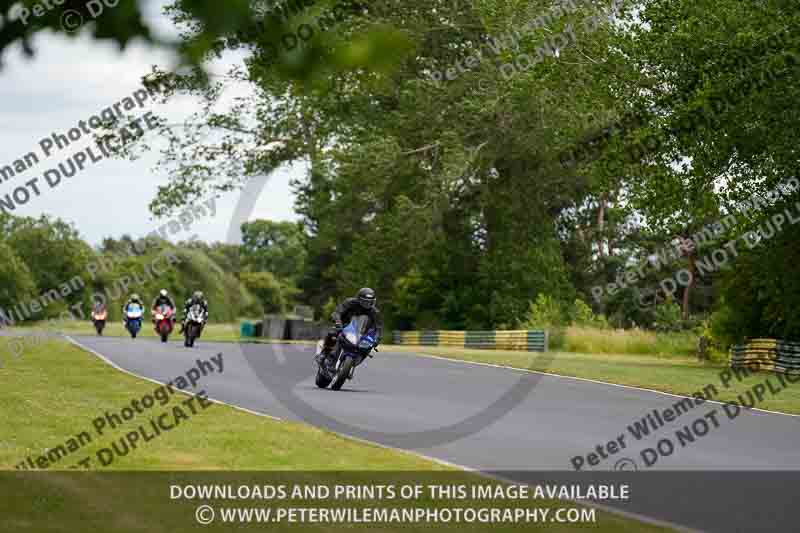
[184,324,197,347]
[330,357,354,391]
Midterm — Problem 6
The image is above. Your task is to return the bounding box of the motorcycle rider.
[121,293,144,325]
[151,289,176,325]
[180,291,209,334]
[315,287,382,365]
[91,296,106,316]
[91,296,107,324]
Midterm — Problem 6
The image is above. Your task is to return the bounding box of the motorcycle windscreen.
[344,315,375,347]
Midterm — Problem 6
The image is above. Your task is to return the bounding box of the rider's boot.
[315,341,331,365]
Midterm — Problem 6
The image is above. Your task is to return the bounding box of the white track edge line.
[65,336,695,531]
[321,430,698,533]
[64,335,282,421]
[393,350,800,418]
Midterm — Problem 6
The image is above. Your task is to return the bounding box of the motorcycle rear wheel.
[315,366,333,388]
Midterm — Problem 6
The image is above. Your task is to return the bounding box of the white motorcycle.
[183,303,206,348]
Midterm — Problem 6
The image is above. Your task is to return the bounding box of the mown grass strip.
[0,338,667,532]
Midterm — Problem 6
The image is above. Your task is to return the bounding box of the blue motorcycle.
[124,303,144,339]
[316,315,378,390]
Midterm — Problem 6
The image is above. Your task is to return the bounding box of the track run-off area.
[68,335,800,532]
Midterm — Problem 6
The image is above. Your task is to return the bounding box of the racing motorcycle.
[153,304,175,343]
[183,303,206,348]
[124,302,144,339]
[91,306,107,335]
[315,315,378,391]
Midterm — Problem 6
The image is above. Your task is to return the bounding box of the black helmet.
[357,287,376,309]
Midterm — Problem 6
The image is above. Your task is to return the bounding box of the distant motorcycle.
[124,303,144,339]
[91,307,107,335]
[153,304,175,343]
[315,315,378,391]
[183,303,206,348]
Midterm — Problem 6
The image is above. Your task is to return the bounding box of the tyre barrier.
[245,318,327,340]
[286,320,327,341]
[391,330,548,352]
[730,338,800,374]
[240,321,257,338]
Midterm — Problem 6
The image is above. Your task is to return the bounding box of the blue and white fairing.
[339,315,377,356]
[126,303,144,319]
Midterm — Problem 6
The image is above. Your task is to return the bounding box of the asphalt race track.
[69,336,800,532]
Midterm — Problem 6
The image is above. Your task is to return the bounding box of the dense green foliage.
[122,0,798,344]
[0,241,37,314]
[240,271,288,314]
[0,214,260,324]
[7,0,798,345]
[241,220,306,281]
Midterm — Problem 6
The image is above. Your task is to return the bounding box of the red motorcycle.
[153,304,175,343]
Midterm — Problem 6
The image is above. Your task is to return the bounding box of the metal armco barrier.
[730,338,800,374]
[392,330,548,352]
[251,317,327,341]
[286,320,327,341]
[263,317,288,339]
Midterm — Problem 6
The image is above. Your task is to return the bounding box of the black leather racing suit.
[321,297,383,355]
[181,298,209,332]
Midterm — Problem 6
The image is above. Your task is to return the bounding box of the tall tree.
[241,219,307,280]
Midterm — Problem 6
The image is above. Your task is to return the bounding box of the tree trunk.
[682,251,696,320]
[596,194,607,259]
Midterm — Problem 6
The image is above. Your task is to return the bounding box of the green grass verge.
[557,326,697,358]
[0,338,665,532]
[0,337,435,471]
[12,320,285,344]
[9,321,799,415]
